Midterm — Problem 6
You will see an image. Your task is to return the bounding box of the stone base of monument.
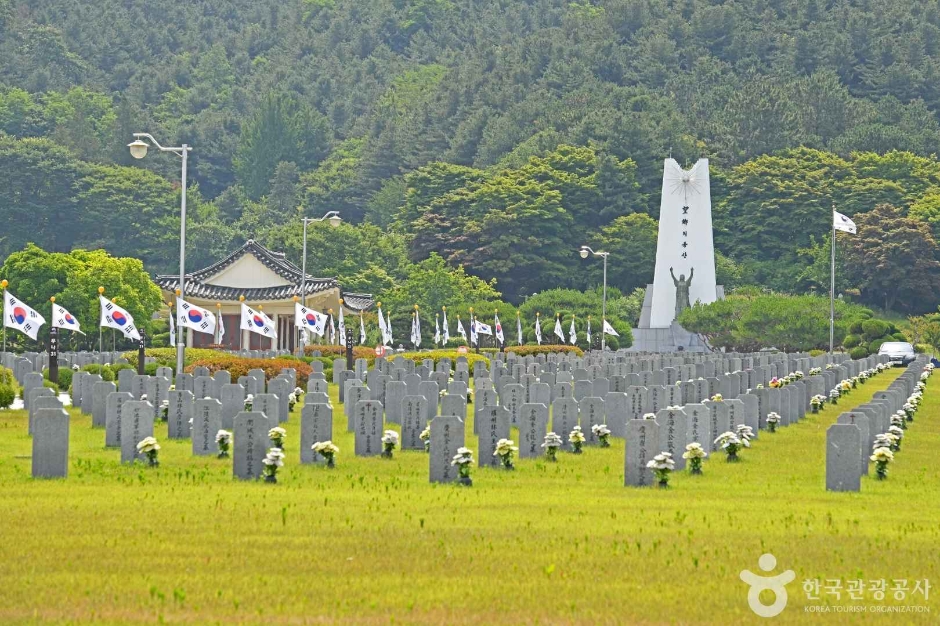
[629,321,711,353]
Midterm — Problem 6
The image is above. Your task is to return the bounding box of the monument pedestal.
[630,322,710,353]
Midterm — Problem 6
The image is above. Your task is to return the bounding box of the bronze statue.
[670,267,694,319]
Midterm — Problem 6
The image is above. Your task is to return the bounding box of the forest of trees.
[4,0,940,315]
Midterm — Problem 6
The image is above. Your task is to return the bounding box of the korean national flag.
[241,303,277,339]
[833,210,857,234]
[295,302,326,336]
[475,321,493,336]
[52,303,83,335]
[99,295,140,341]
[177,298,216,336]
[4,291,46,340]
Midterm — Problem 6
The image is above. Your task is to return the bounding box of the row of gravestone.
[826,359,927,491]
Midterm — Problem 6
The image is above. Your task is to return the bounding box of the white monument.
[631,159,723,352]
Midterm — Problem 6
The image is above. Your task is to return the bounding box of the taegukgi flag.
[494,312,504,344]
[337,307,346,344]
[554,315,564,340]
[475,320,493,335]
[442,308,450,345]
[569,316,577,345]
[100,295,140,341]
[457,316,467,340]
[603,320,619,337]
[469,317,478,345]
[535,314,542,345]
[833,211,857,234]
[241,302,277,339]
[434,314,441,345]
[586,317,591,344]
[52,303,83,334]
[4,291,45,340]
[295,302,326,336]
[177,297,216,336]
[359,311,367,345]
[516,312,523,345]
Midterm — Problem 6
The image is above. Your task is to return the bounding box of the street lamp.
[579,246,610,352]
[299,211,342,352]
[129,132,192,377]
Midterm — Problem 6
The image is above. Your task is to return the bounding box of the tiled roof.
[155,240,338,301]
[342,292,374,312]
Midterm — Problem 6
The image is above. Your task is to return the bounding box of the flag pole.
[830,203,836,354]
[98,286,105,365]
[1,279,7,353]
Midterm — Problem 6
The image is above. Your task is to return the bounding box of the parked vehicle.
[877,341,916,366]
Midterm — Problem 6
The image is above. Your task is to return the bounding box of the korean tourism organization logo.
[740,553,932,617]
[740,553,796,618]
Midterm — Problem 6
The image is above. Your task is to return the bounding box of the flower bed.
[185,355,312,382]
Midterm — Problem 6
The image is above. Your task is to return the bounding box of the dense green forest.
[3,0,940,313]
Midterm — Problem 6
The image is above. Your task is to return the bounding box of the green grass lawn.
[0,368,937,624]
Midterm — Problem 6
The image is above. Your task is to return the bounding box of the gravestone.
[345,385,369,431]
[518,403,549,459]
[32,408,70,478]
[580,397,605,445]
[624,419,660,487]
[385,381,406,425]
[573,380,593,402]
[71,371,88,407]
[837,412,871,477]
[120,401,154,464]
[233,411,271,480]
[429,415,465,483]
[167,390,194,439]
[552,398,579,451]
[826,424,862,492]
[118,368,135,393]
[81,374,102,415]
[604,392,629,437]
[193,398,222,456]
[656,408,688,471]
[29,394,60,437]
[418,381,439,421]
[267,377,291,423]
[105,392,132,447]
[221,384,245,430]
[401,395,429,450]
[307,379,329,395]
[22,372,44,411]
[194,376,214,400]
[473,387,498,434]
[703,401,731,453]
[502,383,524,425]
[477,405,510,467]
[441,394,466,419]
[354,400,383,456]
[301,403,333,464]
[253,393,280,426]
[92,381,116,428]
[192,366,211,379]
[684,404,710,451]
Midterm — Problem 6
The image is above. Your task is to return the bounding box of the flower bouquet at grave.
[851,376,860,388]
[262,448,284,483]
[451,447,474,486]
[568,426,585,454]
[766,412,780,433]
[288,392,298,412]
[542,432,562,461]
[381,430,399,459]
[467,388,473,404]
[683,443,706,475]
[874,432,899,454]
[216,430,232,458]
[160,400,169,422]
[769,377,783,389]
[269,426,287,450]
[829,389,840,405]
[643,412,657,420]
[921,371,931,382]
[891,413,907,431]
[793,371,804,380]
[755,384,764,390]
[811,395,826,413]
[137,436,161,467]
[809,367,822,376]
[312,441,339,468]
[888,425,904,451]
[72,364,80,372]
[294,386,304,399]
[736,424,754,443]
[592,424,612,448]
[494,438,518,469]
[714,431,749,462]
[244,394,254,411]
[826,364,836,370]
[420,426,430,452]
[870,446,894,480]
[710,393,723,402]
[876,363,888,373]
[646,452,675,488]
[839,380,852,395]
[858,370,869,383]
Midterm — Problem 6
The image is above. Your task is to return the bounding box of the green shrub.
[842,334,861,349]
[848,320,864,334]
[504,345,584,357]
[397,350,490,372]
[0,382,15,409]
[151,332,171,347]
[850,346,869,359]
[809,349,825,357]
[861,319,889,340]
[43,367,73,392]
[111,363,135,373]
[43,379,58,391]
[892,333,908,342]
[869,338,888,353]
[914,344,930,354]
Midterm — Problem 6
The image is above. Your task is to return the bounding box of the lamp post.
[299,211,342,354]
[128,133,191,377]
[580,246,610,352]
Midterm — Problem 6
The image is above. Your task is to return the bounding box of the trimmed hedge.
[186,355,312,382]
[504,345,584,357]
[43,367,73,392]
[396,351,489,371]
[849,346,868,359]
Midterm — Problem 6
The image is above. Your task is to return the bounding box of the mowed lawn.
[1,367,938,624]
